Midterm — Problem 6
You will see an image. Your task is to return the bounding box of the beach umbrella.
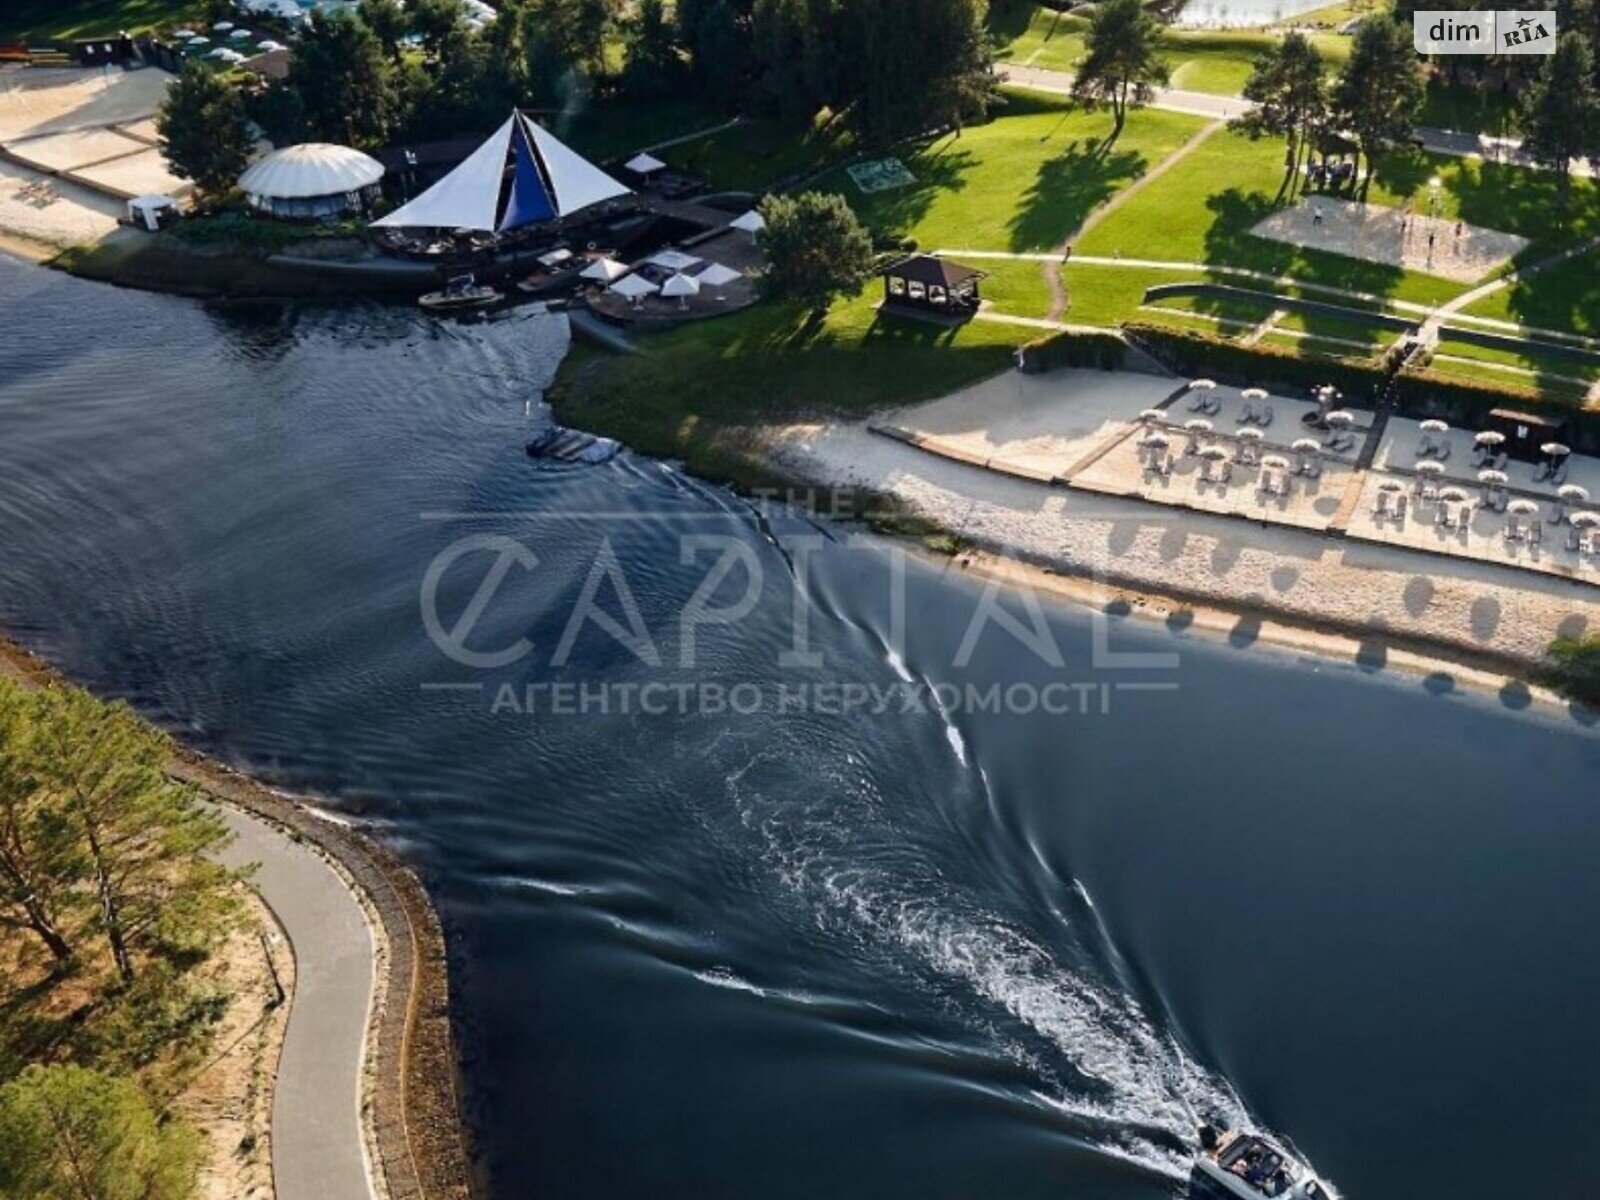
[581,257,630,282]
[1241,387,1269,401]
[661,272,701,309]
[625,152,667,176]
[213,20,234,30]
[1559,484,1590,503]
[1474,430,1506,447]
[1184,418,1213,433]
[1326,410,1356,428]
[1292,437,1322,453]
[186,34,209,44]
[1478,468,1509,485]
[609,273,660,305]
[1541,441,1572,459]
[1440,487,1472,503]
[1199,445,1229,460]
[696,262,743,288]
[1138,432,1170,450]
[1420,419,1449,433]
[257,38,286,50]
[1139,408,1165,424]
[1260,455,1291,471]
[731,210,766,240]
[1571,511,1600,527]
[648,248,702,273]
[1238,427,1265,442]
[1416,460,1446,476]
[1378,480,1405,493]
[230,27,252,38]
[172,27,196,37]
[1507,499,1540,515]
[1189,378,1217,392]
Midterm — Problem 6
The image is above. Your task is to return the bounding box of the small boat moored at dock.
[419,274,503,310]
[1191,1126,1333,1200]
[526,425,621,464]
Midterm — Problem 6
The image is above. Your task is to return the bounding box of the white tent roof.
[610,273,660,299]
[647,248,701,272]
[661,273,700,298]
[581,257,630,282]
[626,152,666,174]
[128,194,178,211]
[374,112,630,232]
[239,143,385,199]
[696,262,742,287]
[731,210,766,232]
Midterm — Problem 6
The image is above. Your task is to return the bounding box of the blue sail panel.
[498,120,557,231]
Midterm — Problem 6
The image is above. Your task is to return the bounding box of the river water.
[1,256,1598,1199]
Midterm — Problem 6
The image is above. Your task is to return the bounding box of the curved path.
[216,809,378,1200]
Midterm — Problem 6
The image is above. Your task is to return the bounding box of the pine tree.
[0,680,81,966]
[1070,0,1170,143]
[0,1064,202,1200]
[1520,32,1600,196]
[1331,14,1425,193]
[290,8,397,148]
[758,191,874,313]
[155,66,253,201]
[1236,32,1328,199]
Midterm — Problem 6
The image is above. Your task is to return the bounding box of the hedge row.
[1124,323,1600,450]
[1020,329,1126,373]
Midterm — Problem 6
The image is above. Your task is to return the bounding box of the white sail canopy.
[374,112,630,232]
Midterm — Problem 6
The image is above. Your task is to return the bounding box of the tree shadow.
[1008,139,1147,252]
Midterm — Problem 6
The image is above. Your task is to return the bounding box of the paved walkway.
[217,810,377,1200]
[997,64,1597,179]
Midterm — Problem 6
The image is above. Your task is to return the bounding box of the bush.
[1543,635,1600,707]
[1021,329,1126,372]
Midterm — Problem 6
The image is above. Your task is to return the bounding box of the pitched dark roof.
[882,254,986,288]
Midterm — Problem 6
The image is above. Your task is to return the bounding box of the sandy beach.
[767,370,1600,683]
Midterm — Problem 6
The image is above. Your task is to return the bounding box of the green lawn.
[550,293,1025,475]
[824,90,1206,253]
[978,259,1056,319]
[1073,126,1600,310]
[1060,263,1183,325]
[1,0,198,40]
[1459,250,1600,338]
[660,116,855,193]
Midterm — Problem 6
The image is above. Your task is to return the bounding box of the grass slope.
[1,0,198,41]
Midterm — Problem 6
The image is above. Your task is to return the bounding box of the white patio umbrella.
[696,262,742,288]
[230,28,253,38]
[1507,499,1541,515]
[1541,441,1572,459]
[1326,410,1356,428]
[1416,460,1446,476]
[1199,445,1230,460]
[1189,378,1217,392]
[1571,511,1600,527]
[625,152,667,176]
[1241,387,1269,401]
[1478,468,1509,485]
[1291,437,1322,453]
[1238,427,1266,442]
[186,35,210,44]
[172,27,196,38]
[1377,480,1405,493]
[731,210,766,236]
[1440,487,1472,503]
[648,248,702,273]
[212,20,234,30]
[1559,484,1591,503]
[206,47,240,59]
[1474,430,1506,447]
[661,272,701,309]
[581,257,631,283]
[1138,432,1170,450]
[1184,418,1213,433]
[1139,408,1166,424]
[1260,455,1291,471]
[1419,419,1449,433]
[257,39,286,51]
[609,273,660,305]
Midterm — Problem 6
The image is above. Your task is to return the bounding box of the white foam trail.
[885,647,915,684]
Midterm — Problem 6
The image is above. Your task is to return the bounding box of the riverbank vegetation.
[0,677,249,1200]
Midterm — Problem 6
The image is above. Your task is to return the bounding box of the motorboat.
[419,274,502,310]
[1191,1126,1333,1200]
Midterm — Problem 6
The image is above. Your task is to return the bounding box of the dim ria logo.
[1415,9,1556,55]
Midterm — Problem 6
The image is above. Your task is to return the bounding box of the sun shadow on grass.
[1008,140,1148,252]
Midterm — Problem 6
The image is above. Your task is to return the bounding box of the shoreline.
[0,634,479,1200]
